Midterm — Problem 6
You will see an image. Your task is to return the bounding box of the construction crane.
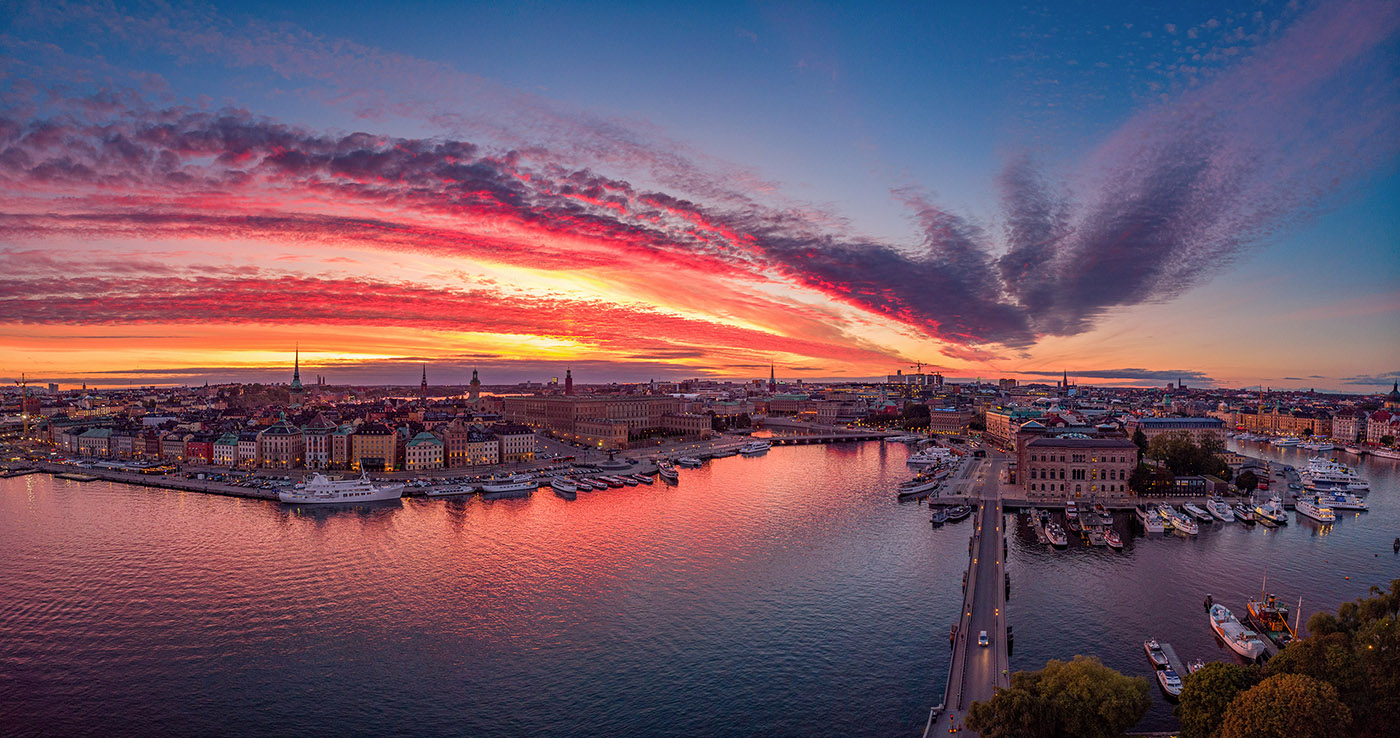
[15,373,28,440]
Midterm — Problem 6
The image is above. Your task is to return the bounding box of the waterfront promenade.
[926,454,1009,737]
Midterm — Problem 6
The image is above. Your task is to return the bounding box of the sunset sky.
[1,0,1397,391]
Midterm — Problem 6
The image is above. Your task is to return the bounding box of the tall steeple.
[769,363,776,393]
[420,364,428,402]
[469,368,481,401]
[290,344,302,390]
[1062,369,1068,389]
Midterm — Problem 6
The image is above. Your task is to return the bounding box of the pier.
[926,454,1010,737]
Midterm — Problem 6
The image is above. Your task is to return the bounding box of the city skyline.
[2,1,1398,391]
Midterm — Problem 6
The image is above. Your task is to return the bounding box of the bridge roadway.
[925,454,1009,737]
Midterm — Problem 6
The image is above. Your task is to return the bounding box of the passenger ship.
[279,473,405,504]
[1299,456,1369,493]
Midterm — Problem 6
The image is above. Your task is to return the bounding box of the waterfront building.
[1123,416,1225,444]
[502,395,681,443]
[493,423,536,463]
[212,434,238,466]
[928,407,972,434]
[258,418,304,469]
[1331,410,1364,442]
[1367,410,1396,444]
[767,394,810,415]
[111,431,138,458]
[77,427,112,457]
[404,431,444,470]
[352,423,398,472]
[1018,435,1138,502]
[185,433,215,464]
[237,430,260,467]
[302,417,336,469]
[464,427,500,465]
[330,424,355,468]
[161,432,187,460]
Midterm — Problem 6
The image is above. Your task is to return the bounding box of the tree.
[1381,434,1396,447]
[1131,428,1148,452]
[1235,470,1258,493]
[1217,673,1351,738]
[1176,662,1260,738]
[1147,430,1229,477]
[967,655,1149,738]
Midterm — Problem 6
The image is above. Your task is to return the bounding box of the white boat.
[675,456,703,468]
[1295,496,1336,523]
[738,440,771,456]
[1163,505,1198,535]
[1272,437,1299,447]
[1370,447,1400,460]
[481,474,536,494]
[1299,456,1369,493]
[1104,528,1123,549]
[906,447,955,466]
[1206,497,1235,522]
[1209,604,1268,660]
[631,474,654,485]
[550,478,578,494]
[1315,491,1367,510]
[280,472,405,504]
[897,471,946,499]
[1232,502,1256,524]
[1045,523,1069,547]
[885,435,924,443]
[656,461,679,482]
[1341,445,1363,455]
[1254,496,1288,525]
[1144,639,1169,667]
[1156,668,1183,698]
[425,484,473,497]
[1182,503,1212,522]
[1135,505,1165,533]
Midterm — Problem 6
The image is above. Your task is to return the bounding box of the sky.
[0,0,1397,391]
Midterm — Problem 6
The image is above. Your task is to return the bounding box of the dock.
[1159,642,1189,676]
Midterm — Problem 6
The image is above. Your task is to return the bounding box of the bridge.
[764,431,898,445]
[924,454,1009,737]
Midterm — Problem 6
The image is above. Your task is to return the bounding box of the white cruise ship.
[906,447,955,466]
[481,474,536,494]
[1299,456,1369,492]
[280,473,405,504]
[738,440,772,456]
[1208,604,1267,660]
[1295,496,1336,523]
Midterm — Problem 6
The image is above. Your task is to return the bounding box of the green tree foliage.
[1234,470,1259,493]
[1381,434,1396,447]
[901,402,930,429]
[1175,662,1260,738]
[1216,673,1351,738]
[1146,430,1229,477]
[1131,428,1148,452]
[1128,463,1171,495]
[1262,580,1400,737]
[966,655,1150,738]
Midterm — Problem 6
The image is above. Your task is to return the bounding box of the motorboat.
[1092,502,1113,524]
[425,484,473,497]
[1295,496,1336,523]
[1135,505,1165,533]
[1144,639,1169,668]
[631,474,654,485]
[1209,604,1268,661]
[675,456,703,468]
[1206,497,1235,522]
[551,478,577,500]
[1104,528,1123,550]
[1182,502,1213,522]
[1187,659,1206,674]
[1046,523,1069,548]
[930,508,948,526]
[1156,668,1183,699]
[1163,506,1198,535]
[1232,502,1256,524]
[946,505,972,522]
[738,440,771,456]
[656,460,679,482]
[897,473,942,499]
[1254,496,1288,525]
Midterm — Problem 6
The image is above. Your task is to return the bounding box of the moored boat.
[425,484,473,497]
[656,460,679,482]
[1295,496,1336,523]
[930,508,948,526]
[1182,502,1212,522]
[1245,592,1296,648]
[551,478,577,500]
[738,440,771,456]
[1046,523,1069,548]
[1209,604,1268,661]
[1144,638,1169,668]
[1156,668,1183,699]
[1316,491,1367,510]
[280,472,405,504]
[946,504,972,522]
[1104,529,1123,550]
[1232,502,1256,524]
[675,456,703,468]
[481,474,536,495]
[1254,496,1288,525]
[1135,505,1165,533]
[1207,497,1235,522]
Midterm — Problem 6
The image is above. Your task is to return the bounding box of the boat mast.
[1295,596,1303,635]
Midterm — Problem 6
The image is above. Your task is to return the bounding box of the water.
[2,441,1395,736]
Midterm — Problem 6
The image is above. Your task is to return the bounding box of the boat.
[656,461,679,482]
[675,456,703,468]
[1342,445,1364,455]
[618,475,639,486]
[1298,456,1370,493]
[946,505,972,522]
[631,474,654,485]
[1104,528,1123,549]
[1295,496,1336,523]
[425,484,473,497]
[1208,604,1268,661]
[738,440,771,456]
[1144,639,1169,668]
[1370,447,1400,460]
[1187,659,1206,674]
[711,447,739,458]
[1066,499,1079,518]
[1156,668,1183,699]
[930,508,948,526]
[280,472,405,504]
[481,474,536,494]
[1092,502,1113,524]
[1254,496,1288,525]
[551,478,577,499]
[1183,502,1213,522]
[1315,491,1367,511]
[906,447,955,466]
[1135,505,1165,533]
[1046,523,1069,548]
[1272,437,1299,447]
[1245,592,1296,648]
[1207,497,1235,522]
[1163,505,1199,535]
[1232,502,1256,524]
[897,474,942,499]
[886,435,924,443]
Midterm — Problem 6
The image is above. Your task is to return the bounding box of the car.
[978,630,990,647]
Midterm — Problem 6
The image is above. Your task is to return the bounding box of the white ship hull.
[1209,604,1267,660]
[280,475,404,504]
[482,482,534,493]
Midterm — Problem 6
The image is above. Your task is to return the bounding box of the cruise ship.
[1208,604,1268,661]
[481,474,536,494]
[1299,456,1370,493]
[280,473,405,504]
[906,447,955,466]
[1271,437,1300,447]
[1295,496,1336,523]
[738,440,772,456]
[1315,491,1367,511]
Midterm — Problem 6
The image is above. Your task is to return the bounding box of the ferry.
[1254,496,1288,525]
[1135,505,1165,533]
[711,447,739,458]
[1206,497,1235,522]
[738,440,771,456]
[425,484,473,497]
[1245,592,1296,648]
[1208,604,1268,661]
[897,471,945,499]
[1182,502,1213,522]
[1144,639,1169,668]
[280,473,405,504]
[631,474,654,485]
[551,478,577,500]
[1156,668,1183,699]
[656,460,679,482]
[675,456,703,468]
[1272,437,1300,447]
[1299,456,1369,493]
[482,474,536,494]
[1295,496,1336,523]
[906,448,955,466]
[1370,447,1400,460]
[1163,506,1199,535]
[1232,502,1256,524]
[1315,491,1367,511]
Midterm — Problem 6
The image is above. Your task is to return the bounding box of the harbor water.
[2,440,1396,735]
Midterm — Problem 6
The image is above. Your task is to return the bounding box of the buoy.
[1345,576,1350,580]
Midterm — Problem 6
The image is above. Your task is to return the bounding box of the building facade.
[404,432,445,470]
[1017,435,1138,502]
[1124,416,1225,445]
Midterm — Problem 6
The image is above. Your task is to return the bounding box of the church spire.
[290,344,302,390]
